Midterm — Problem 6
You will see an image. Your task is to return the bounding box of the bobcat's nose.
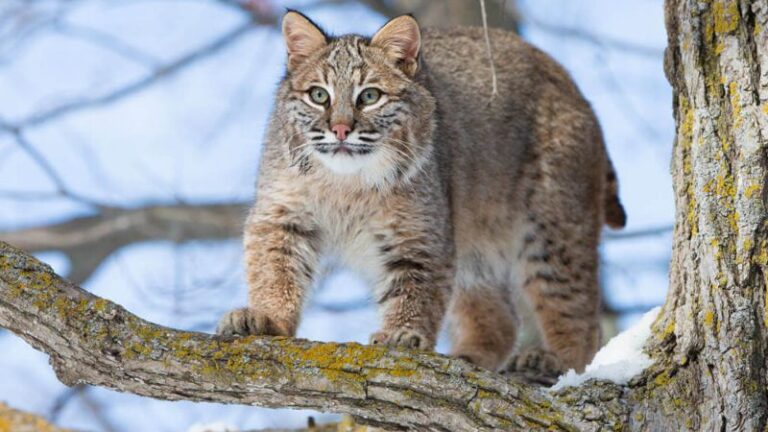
[331,123,351,141]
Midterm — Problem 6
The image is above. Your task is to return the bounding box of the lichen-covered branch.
[0,241,627,432]
[0,402,76,432]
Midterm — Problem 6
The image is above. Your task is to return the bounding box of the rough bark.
[629,0,768,430]
[0,241,628,432]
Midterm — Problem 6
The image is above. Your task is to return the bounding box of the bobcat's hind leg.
[448,285,518,371]
[508,103,605,374]
[515,197,602,373]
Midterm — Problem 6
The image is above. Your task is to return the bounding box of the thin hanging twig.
[479,0,498,100]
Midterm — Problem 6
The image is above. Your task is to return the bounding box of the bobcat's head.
[276,11,435,186]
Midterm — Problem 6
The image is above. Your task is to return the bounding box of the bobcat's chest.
[312,192,388,286]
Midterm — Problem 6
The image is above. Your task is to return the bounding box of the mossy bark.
[0,241,627,431]
[629,0,768,430]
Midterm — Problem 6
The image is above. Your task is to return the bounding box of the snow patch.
[186,422,240,432]
[551,306,661,391]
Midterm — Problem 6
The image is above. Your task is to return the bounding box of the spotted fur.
[217,12,626,374]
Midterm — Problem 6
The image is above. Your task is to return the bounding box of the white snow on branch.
[552,306,661,391]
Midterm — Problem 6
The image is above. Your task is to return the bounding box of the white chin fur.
[314,150,395,186]
[315,151,373,175]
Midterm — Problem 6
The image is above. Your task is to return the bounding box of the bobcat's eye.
[308,87,329,105]
[358,88,381,106]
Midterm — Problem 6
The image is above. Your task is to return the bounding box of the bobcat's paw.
[501,347,563,386]
[370,328,431,350]
[452,350,501,371]
[216,308,292,337]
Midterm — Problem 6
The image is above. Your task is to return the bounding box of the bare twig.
[1,126,106,208]
[522,16,663,59]
[604,224,673,241]
[77,387,118,432]
[52,21,161,67]
[9,20,256,129]
[49,384,84,423]
[479,0,498,99]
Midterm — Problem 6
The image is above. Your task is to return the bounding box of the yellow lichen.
[703,310,715,328]
[337,415,368,432]
[728,81,742,128]
[680,98,695,145]
[711,238,722,259]
[755,240,768,266]
[679,98,699,237]
[715,41,726,55]
[665,321,675,336]
[93,298,109,312]
[728,211,740,231]
[704,14,715,43]
[0,402,71,432]
[654,319,676,342]
[745,184,761,199]
[713,1,740,35]
[687,194,698,236]
[653,370,672,387]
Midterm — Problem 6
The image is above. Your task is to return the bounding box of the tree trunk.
[629,0,768,429]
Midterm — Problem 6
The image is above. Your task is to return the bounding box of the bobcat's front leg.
[371,231,452,350]
[217,211,319,337]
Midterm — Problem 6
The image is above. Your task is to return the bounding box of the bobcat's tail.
[604,159,627,229]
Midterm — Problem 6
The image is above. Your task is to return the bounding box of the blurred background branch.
[1,202,246,284]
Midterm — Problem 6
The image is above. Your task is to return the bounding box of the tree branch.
[520,14,663,59]
[0,203,248,284]
[5,19,257,130]
[0,127,107,209]
[0,241,627,431]
[0,402,77,432]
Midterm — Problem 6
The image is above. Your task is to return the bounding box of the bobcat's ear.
[282,11,328,71]
[371,15,421,77]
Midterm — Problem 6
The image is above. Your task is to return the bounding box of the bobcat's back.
[421,27,625,234]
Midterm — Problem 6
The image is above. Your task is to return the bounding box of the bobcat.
[217,10,626,377]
